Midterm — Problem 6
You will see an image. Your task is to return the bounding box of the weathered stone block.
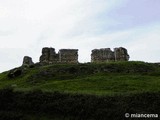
[22,56,34,66]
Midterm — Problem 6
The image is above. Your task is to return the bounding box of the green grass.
[14,74,160,95]
[1,61,160,120]
[0,61,160,96]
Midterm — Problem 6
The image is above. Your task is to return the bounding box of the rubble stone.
[22,56,34,66]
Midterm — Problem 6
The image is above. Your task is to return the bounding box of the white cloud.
[0,0,128,47]
[120,23,160,62]
[0,0,160,72]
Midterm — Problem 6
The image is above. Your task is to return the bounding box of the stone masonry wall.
[23,47,129,65]
[59,49,78,63]
[39,47,78,64]
[39,47,59,64]
[114,47,129,61]
[91,48,115,62]
[91,47,129,62]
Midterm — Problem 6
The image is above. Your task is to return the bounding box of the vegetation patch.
[0,88,159,120]
[0,61,160,119]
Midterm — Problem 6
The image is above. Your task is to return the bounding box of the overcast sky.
[0,0,160,72]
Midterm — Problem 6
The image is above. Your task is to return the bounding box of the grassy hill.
[0,61,160,119]
[1,61,160,95]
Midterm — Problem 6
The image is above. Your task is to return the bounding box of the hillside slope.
[0,61,160,120]
[0,61,160,95]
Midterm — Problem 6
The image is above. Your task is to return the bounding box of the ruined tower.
[39,47,78,64]
[22,56,34,66]
[39,47,59,64]
[91,47,129,62]
[114,47,129,61]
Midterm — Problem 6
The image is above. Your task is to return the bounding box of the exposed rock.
[8,68,22,78]
[91,47,129,62]
[22,56,34,66]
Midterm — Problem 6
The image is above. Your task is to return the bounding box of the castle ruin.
[39,47,78,64]
[22,47,129,66]
[59,49,78,63]
[91,47,129,62]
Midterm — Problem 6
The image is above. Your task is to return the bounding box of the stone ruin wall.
[39,47,78,64]
[91,48,115,62]
[22,47,129,66]
[22,56,34,66]
[39,47,59,64]
[91,47,129,62]
[59,49,78,63]
[114,47,130,61]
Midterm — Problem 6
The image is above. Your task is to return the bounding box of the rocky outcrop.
[8,68,22,78]
[91,47,129,62]
[39,47,78,64]
[22,56,34,66]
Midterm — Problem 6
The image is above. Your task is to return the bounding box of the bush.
[0,89,160,120]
